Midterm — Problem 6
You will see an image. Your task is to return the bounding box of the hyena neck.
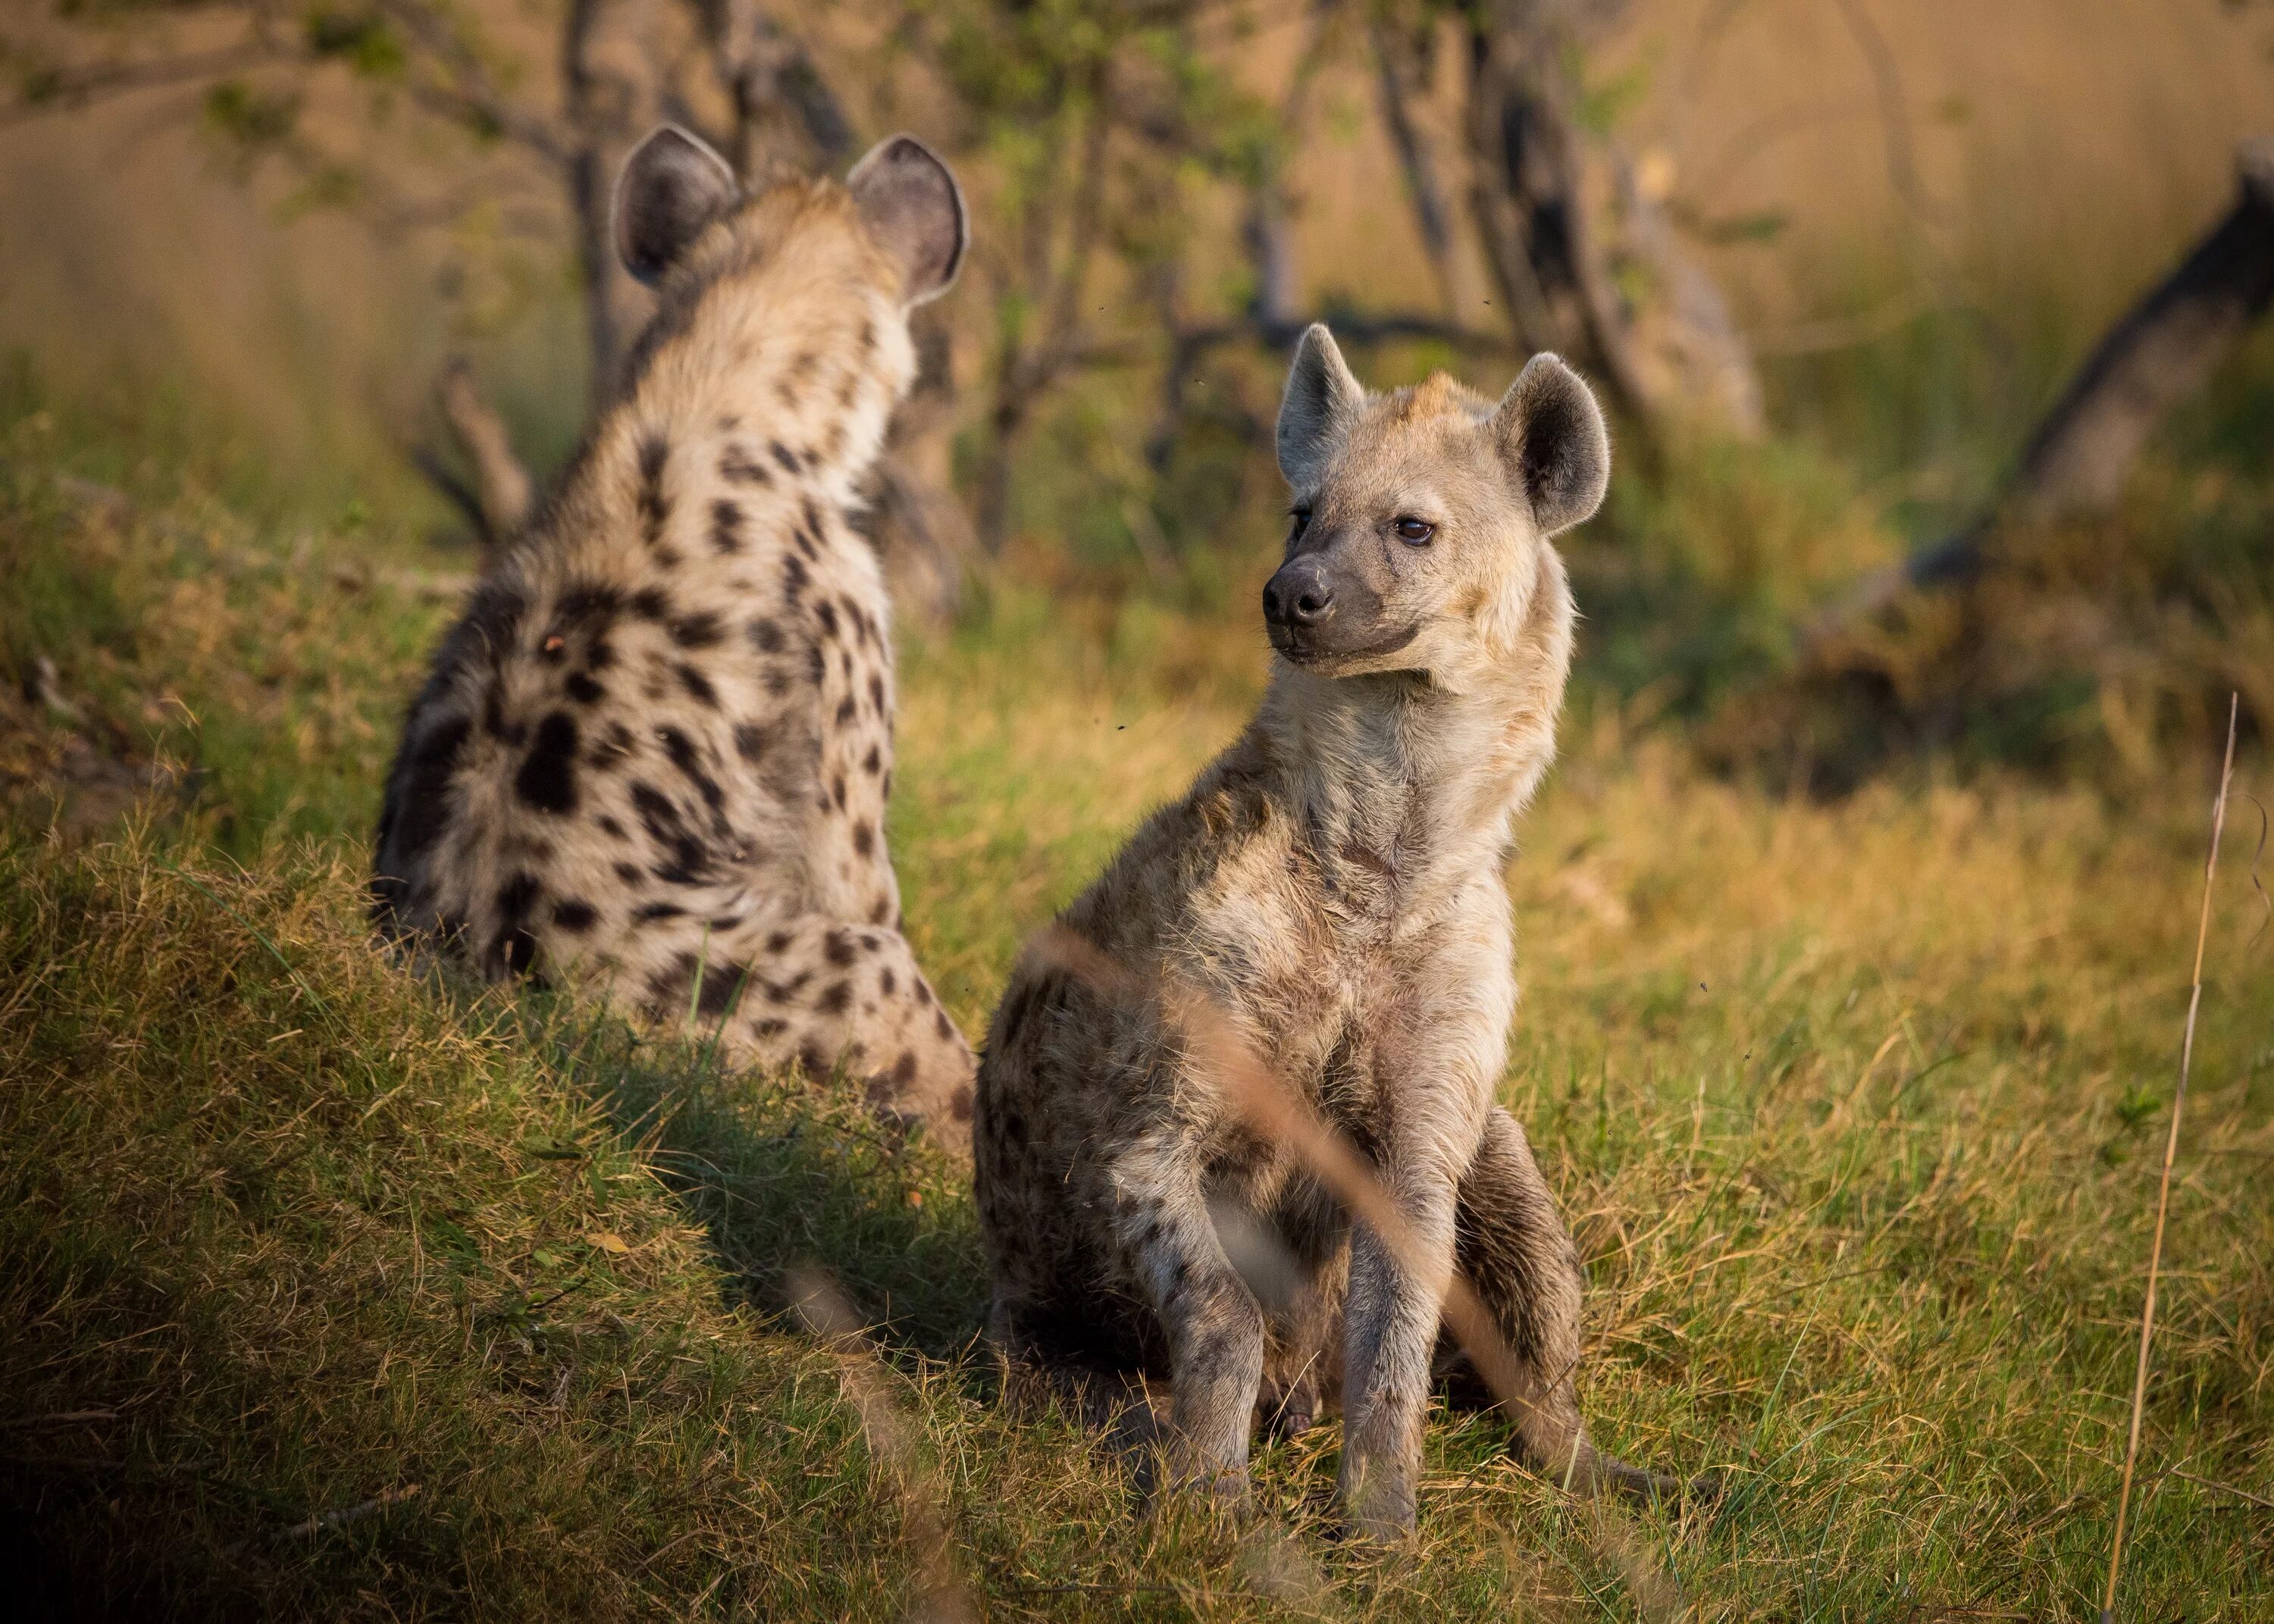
[579,266,916,537]
[1257,572,1573,878]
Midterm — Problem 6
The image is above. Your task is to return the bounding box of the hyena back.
[372,127,976,1144]
[974,325,1693,1536]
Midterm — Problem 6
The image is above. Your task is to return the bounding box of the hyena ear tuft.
[614,125,738,286]
[847,135,967,305]
[1276,324,1364,489]
[1491,353,1610,536]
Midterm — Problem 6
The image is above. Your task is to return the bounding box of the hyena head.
[1262,324,1609,693]
[611,120,966,372]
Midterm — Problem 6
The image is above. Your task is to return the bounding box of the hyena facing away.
[974,327,1693,1538]
[372,126,976,1144]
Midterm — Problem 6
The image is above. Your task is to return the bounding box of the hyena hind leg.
[1446,1107,1711,1507]
[652,912,977,1141]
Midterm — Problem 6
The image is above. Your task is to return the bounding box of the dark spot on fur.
[634,901,686,922]
[879,966,897,996]
[935,1009,954,1040]
[824,929,856,968]
[384,713,471,867]
[868,674,887,714]
[481,685,525,746]
[637,436,671,545]
[676,663,719,707]
[672,611,725,649]
[835,696,857,726]
[764,931,791,954]
[566,670,606,705]
[709,499,744,555]
[697,962,750,1019]
[815,599,839,640]
[862,744,882,776]
[734,722,769,762]
[769,440,800,475]
[853,821,875,857]
[719,443,772,486]
[753,1017,787,1038]
[515,711,581,814]
[950,1084,974,1123]
[818,981,850,1015]
[597,815,626,839]
[612,861,643,884]
[490,872,542,977]
[748,618,786,656]
[831,774,847,809]
[805,643,825,687]
[869,898,892,925]
[553,898,597,932]
[782,553,810,601]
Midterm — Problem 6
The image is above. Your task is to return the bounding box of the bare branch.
[374,0,573,167]
[1368,13,1462,311]
[1808,140,2274,646]
[1826,0,1947,227]
[0,38,287,128]
[436,359,534,546]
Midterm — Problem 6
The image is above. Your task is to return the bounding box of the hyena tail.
[1449,1107,1717,1508]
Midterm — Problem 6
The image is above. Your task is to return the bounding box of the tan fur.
[974,330,1680,1537]
[372,152,976,1147]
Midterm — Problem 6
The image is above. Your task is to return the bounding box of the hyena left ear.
[847,135,968,305]
[1489,353,1611,537]
[613,125,738,286]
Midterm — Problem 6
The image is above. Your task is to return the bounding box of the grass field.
[3,381,2271,1621]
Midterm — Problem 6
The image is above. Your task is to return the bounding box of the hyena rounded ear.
[1276,323,1365,489]
[1489,353,1611,536]
[613,125,738,286]
[847,135,967,305]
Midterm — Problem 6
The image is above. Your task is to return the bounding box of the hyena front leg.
[1116,1144,1269,1504]
[1455,1107,1691,1503]
[1337,1166,1462,1541]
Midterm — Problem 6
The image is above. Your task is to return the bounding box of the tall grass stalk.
[2100,693,2240,1623]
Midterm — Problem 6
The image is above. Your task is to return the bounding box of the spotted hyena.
[974,327,1692,1537]
[371,126,976,1143]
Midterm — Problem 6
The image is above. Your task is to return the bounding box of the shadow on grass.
[521,1004,992,1365]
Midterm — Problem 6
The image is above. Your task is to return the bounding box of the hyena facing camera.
[974,325,1700,1538]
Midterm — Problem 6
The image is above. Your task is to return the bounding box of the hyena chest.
[377,493,899,978]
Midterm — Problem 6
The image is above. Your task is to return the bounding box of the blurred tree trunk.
[1458,0,1760,440]
[1813,139,2274,643]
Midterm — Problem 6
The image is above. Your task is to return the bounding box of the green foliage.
[303,8,405,78]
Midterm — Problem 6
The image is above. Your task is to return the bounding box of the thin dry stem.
[788,1269,976,1624]
[2100,692,2241,1622]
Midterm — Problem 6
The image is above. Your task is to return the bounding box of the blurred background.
[5,0,2269,794]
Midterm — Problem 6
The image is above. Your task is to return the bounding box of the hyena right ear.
[1276,323,1365,489]
[847,135,967,305]
[613,125,738,286]
[1489,353,1611,537]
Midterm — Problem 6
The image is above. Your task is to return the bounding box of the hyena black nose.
[1262,558,1336,628]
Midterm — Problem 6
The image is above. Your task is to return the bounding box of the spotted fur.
[974,327,1684,1536]
[372,128,976,1145]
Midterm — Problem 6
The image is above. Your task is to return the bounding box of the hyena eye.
[1289,508,1312,540]
[1393,516,1436,546]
